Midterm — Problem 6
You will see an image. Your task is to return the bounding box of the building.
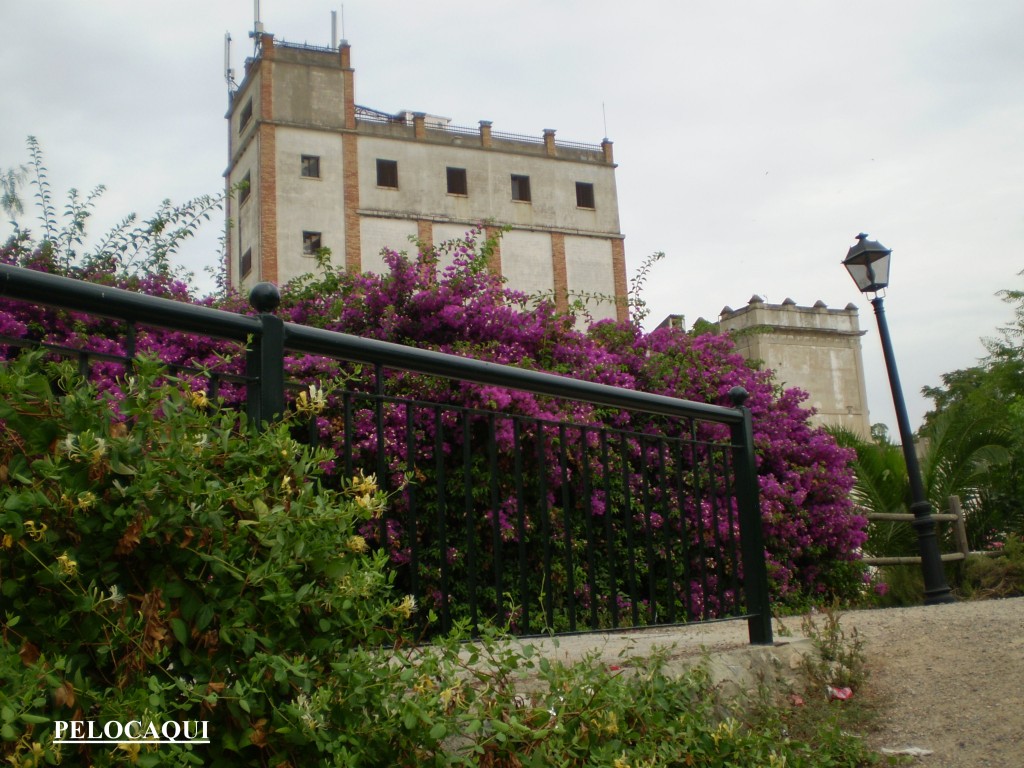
[225,32,627,322]
[716,296,871,437]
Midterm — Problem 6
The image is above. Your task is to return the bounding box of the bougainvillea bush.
[0,229,867,628]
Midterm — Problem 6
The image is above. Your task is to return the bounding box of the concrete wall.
[354,135,618,235]
[565,236,617,322]
[499,230,555,297]
[274,127,347,282]
[719,297,871,437]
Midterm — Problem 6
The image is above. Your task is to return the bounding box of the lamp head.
[842,233,891,294]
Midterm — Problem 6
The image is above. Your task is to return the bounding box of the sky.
[2,1,1022,434]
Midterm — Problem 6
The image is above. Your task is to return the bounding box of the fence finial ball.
[728,386,749,407]
[249,282,281,314]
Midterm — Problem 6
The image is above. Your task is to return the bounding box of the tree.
[919,272,1024,547]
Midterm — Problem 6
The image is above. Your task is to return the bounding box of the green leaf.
[170,618,188,645]
[428,723,447,740]
[18,714,49,725]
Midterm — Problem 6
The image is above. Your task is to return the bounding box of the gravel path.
[834,597,1024,767]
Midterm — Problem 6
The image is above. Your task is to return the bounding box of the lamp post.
[843,234,954,605]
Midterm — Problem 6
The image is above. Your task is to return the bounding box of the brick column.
[550,232,569,313]
[257,57,277,284]
[341,43,355,130]
[339,42,360,271]
[543,129,557,157]
[417,219,433,250]
[413,112,426,140]
[484,225,503,276]
[611,238,628,323]
[602,138,615,164]
[479,120,492,148]
[342,132,361,272]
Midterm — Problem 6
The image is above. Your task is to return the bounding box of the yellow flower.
[350,470,378,496]
[76,491,97,510]
[24,520,48,541]
[613,756,631,768]
[295,383,327,415]
[395,595,417,620]
[56,552,78,577]
[117,741,141,763]
[188,389,210,409]
[1,534,12,549]
[413,674,436,695]
[346,535,369,554]
[439,684,465,709]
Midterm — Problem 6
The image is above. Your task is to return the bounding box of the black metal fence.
[0,265,773,644]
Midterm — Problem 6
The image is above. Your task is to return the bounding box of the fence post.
[246,283,286,428]
[729,387,774,645]
[949,495,969,559]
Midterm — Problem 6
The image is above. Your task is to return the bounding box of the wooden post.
[949,495,970,558]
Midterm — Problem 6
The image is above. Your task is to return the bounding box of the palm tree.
[829,409,1010,556]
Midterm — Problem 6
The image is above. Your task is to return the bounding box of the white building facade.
[717,296,872,437]
[226,35,628,322]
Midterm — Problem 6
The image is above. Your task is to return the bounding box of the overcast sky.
[2,1,1021,434]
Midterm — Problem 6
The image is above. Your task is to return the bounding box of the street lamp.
[842,234,954,605]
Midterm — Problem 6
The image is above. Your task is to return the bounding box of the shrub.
[1,228,868,618]
[0,351,417,766]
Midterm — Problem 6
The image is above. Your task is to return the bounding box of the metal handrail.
[0,264,772,644]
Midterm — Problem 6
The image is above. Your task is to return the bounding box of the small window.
[446,167,468,196]
[240,98,253,131]
[239,171,251,205]
[240,248,252,277]
[376,159,398,188]
[302,231,322,256]
[511,174,531,202]
[301,155,320,178]
[575,182,595,209]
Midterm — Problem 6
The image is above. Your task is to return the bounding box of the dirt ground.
[824,597,1024,768]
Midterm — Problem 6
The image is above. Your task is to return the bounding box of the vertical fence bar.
[673,436,692,621]
[488,413,503,621]
[245,293,286,429]
[600,430,619,627]
[640,437,657,623]
[580,428,598,629]
[537,424,554,629]
[728,388,773,645]
[463,410,478,630]
[557,423,577,632]
[434,406,450,633]
[513,418,529,632]
[619,431,639,626]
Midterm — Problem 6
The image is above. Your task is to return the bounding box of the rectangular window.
[376,159,399,188]
[446,167,468,196]
[240,248,252,277]
[511,174,531,202]
[240,98,253,131]
[301,155,320,178]
[575,181,595,209]
[302,231,322,256]
[239,171,251,205]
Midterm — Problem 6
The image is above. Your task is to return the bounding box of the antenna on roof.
[341,4,347,40]
[224,32,236,92]
[331,10,338,49]
[602,102,608,140]
[253,0,264,35]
